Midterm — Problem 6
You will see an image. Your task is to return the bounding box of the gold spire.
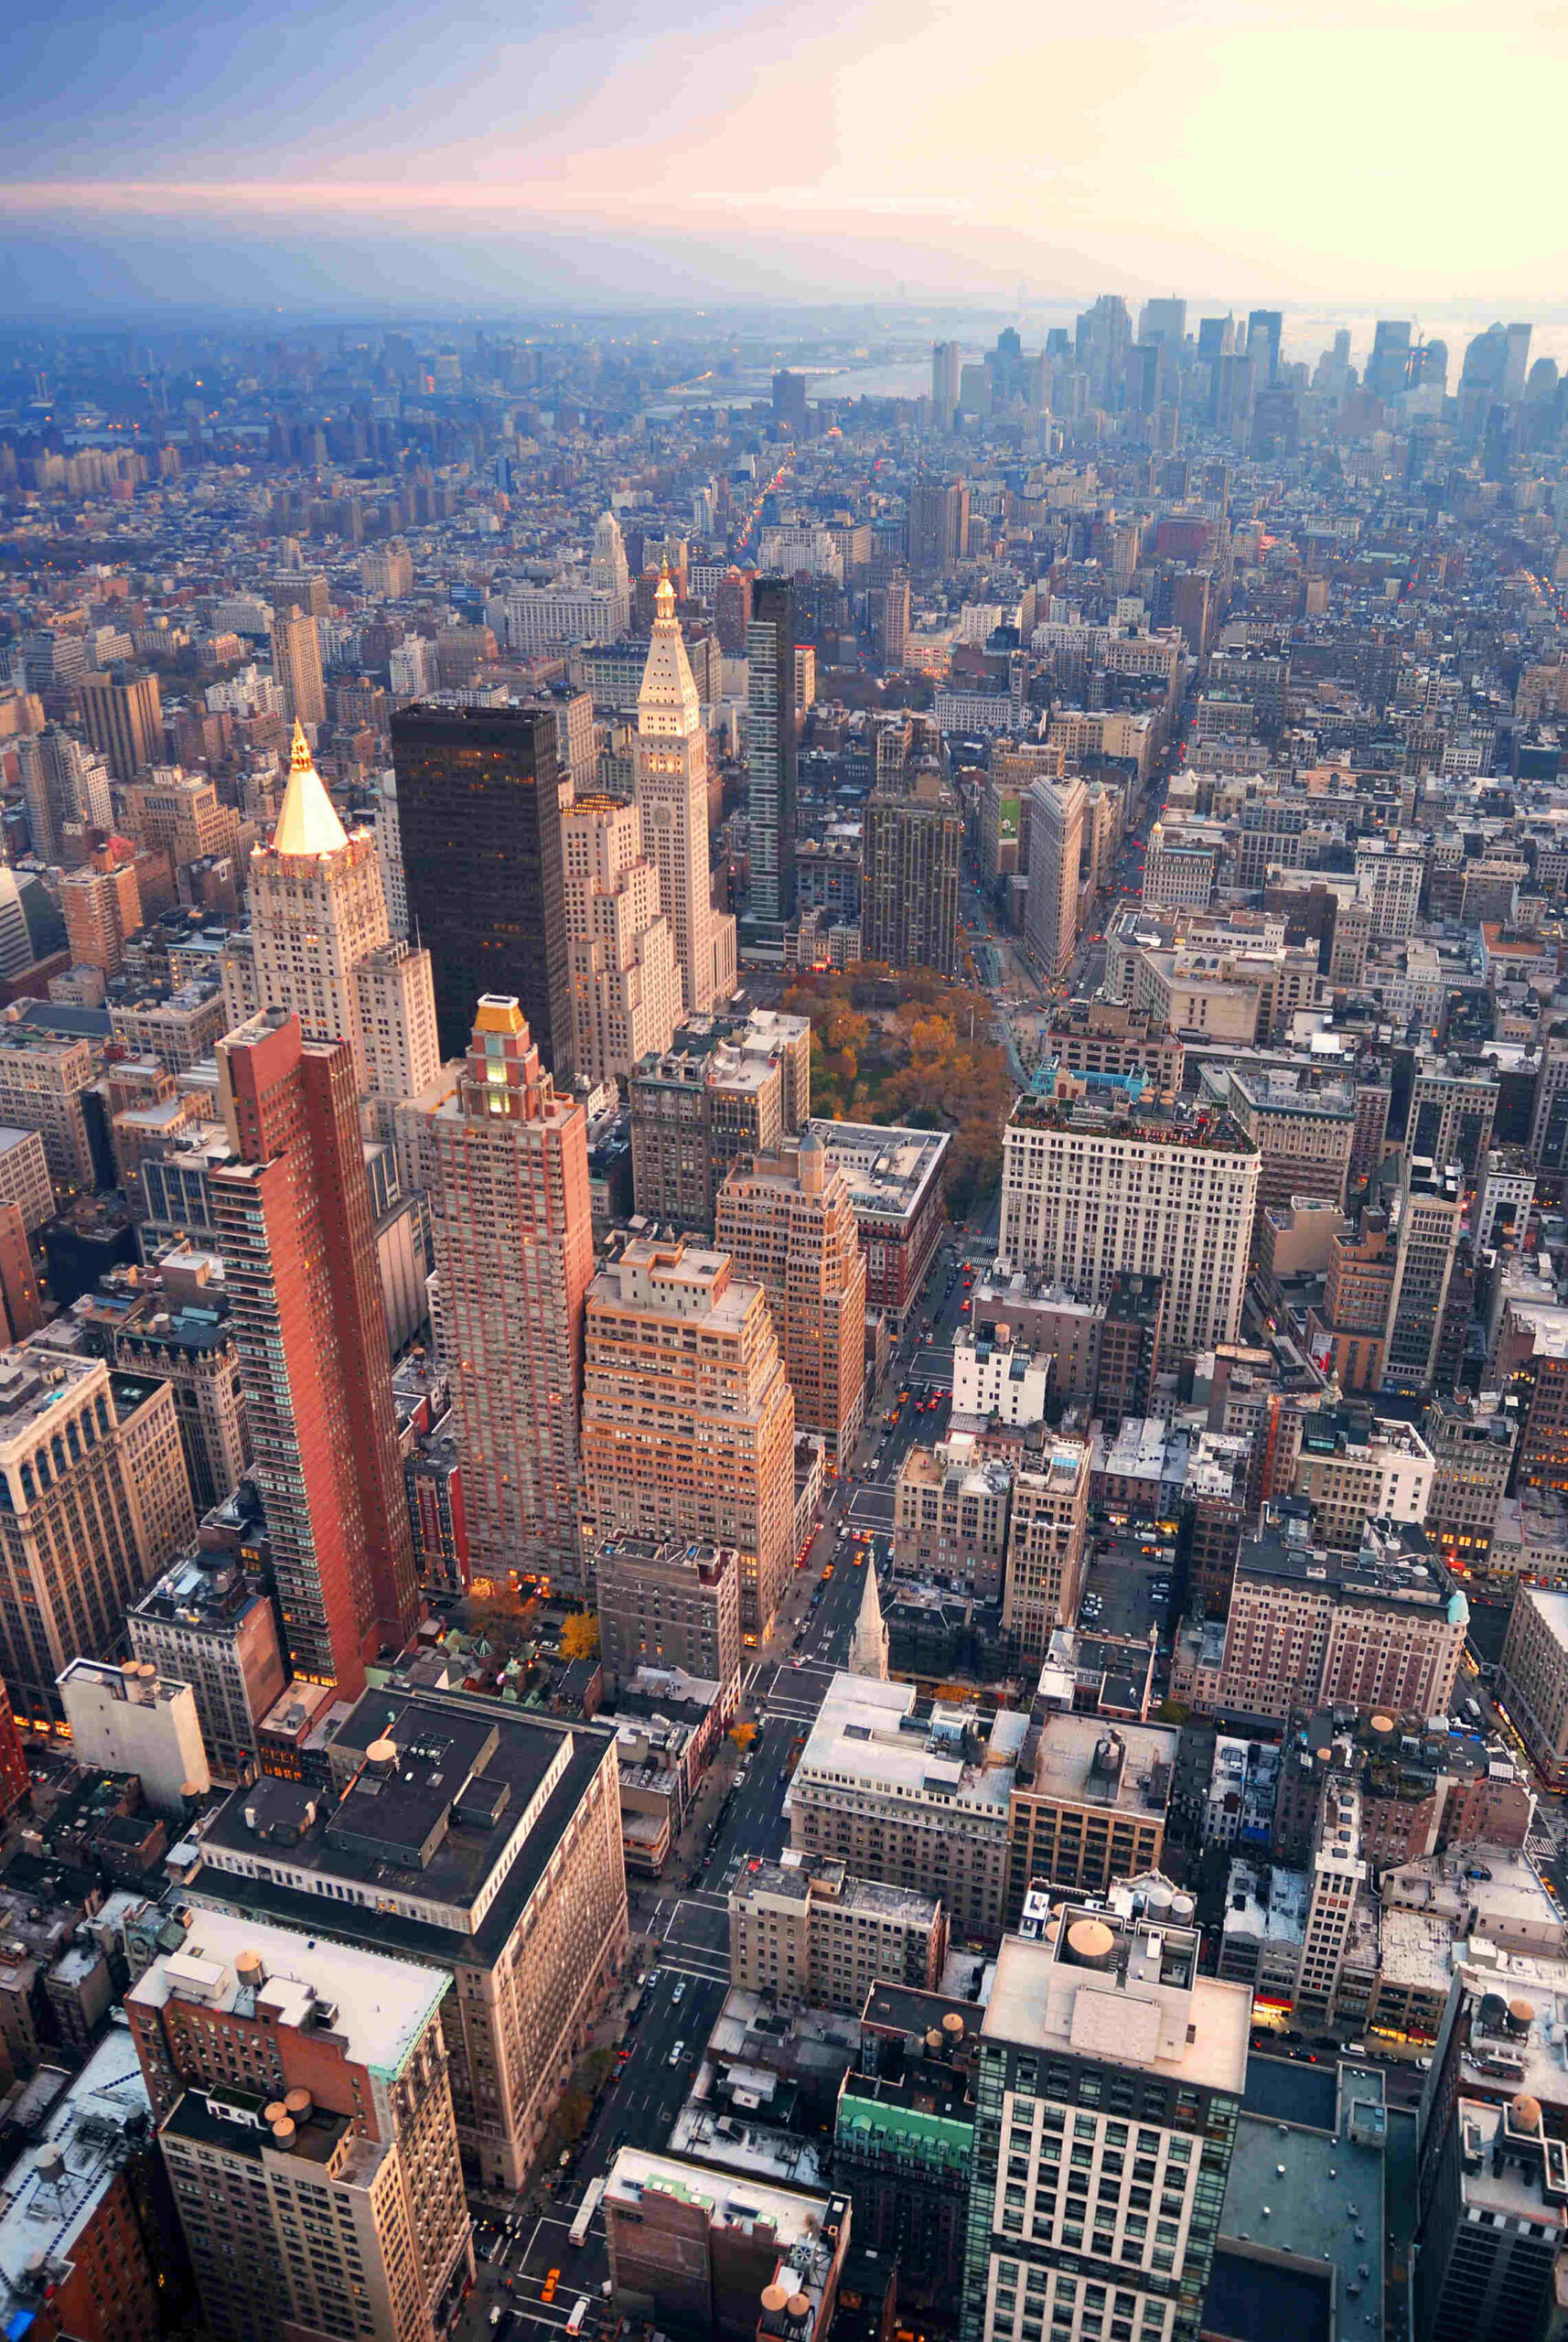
[272,721,349,857]
[654,564,676,622]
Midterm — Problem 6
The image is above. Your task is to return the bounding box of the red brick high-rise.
[210,1008,418,1695]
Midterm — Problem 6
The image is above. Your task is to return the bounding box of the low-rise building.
[605,2151,850,2342]
[893,1435,1013,1598]
[728,1851,947,2012]
[127,1547,287,1781]
[596,1532,742,1708]
[56,1657,209,1817]
[789,1675,1017,1941]
[1005,1699,1176,1918]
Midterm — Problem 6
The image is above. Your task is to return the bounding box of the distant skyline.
[2,0,1564,315]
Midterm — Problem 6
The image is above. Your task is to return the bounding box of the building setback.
[413,996,594,1588]
[580,1236,796,1635]
[714,1133,867,1461]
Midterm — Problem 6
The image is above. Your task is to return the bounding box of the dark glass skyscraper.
[390,704,573,1070]
[746,576,798,924]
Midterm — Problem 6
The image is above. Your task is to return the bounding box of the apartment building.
[998,1084,1260,1352]
[596,1533,742,1706]
[808,1119,950,1333]
[128,1547,288,1781]
[1209,1502,1466,1724]
[186,1684,628,2193]
[959,1889,1249,2342]
[581,1236,796,1634]
[1421,1393,1517,1567]
[0,1021,99,1191]
[1218,1067,1356,1225]
[129,1908,472,2342]
[1498,1587,1568,1788]
[0,1345,193,1728]
[630,1008,811,1230]
[895,1437,1015,1598]
[728,1851,947,2013]
[715,1134,867,1460]
[1003,1446,1091,1668]
[789,1675,1016,1942]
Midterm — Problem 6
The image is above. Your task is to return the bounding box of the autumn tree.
[560,1612,601,1662]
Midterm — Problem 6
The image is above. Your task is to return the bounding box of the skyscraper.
[209,1009,420,1696]
[268,607,327,728]
[715,565,752,655]
[715,1132,867,1462]
[862,766,961,976]
[637,572,736,1006]
[771,369,808,434]
[1368,318,1412,400]
[1025,776,1086,983]
[17,726,112,862]
[590,507,631,603]
[931,340,962,422]
[563,791,682,1084]
[746,575,798,924]
[392,703,575,1069]
[413,996,594,1586]
[581,1235,796,1634]
[1245,306,1283,384]
[908,480,969,577]
[227,722,438,1112]
[76,665,163,783]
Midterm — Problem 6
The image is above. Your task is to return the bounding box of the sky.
[1,0,1564,316]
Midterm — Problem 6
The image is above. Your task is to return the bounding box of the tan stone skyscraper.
[269,604,327,727]
[581,1234,795,1632]
[715,1132,867,1461]
[635,573,736,1015]
[563,791,683,1085]
[223,724,439,1123]
[416,995,595,1587]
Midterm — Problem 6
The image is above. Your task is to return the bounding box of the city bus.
[568,2175,605,2248]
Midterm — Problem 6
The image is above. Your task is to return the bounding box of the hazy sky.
[2,0,1563,312]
